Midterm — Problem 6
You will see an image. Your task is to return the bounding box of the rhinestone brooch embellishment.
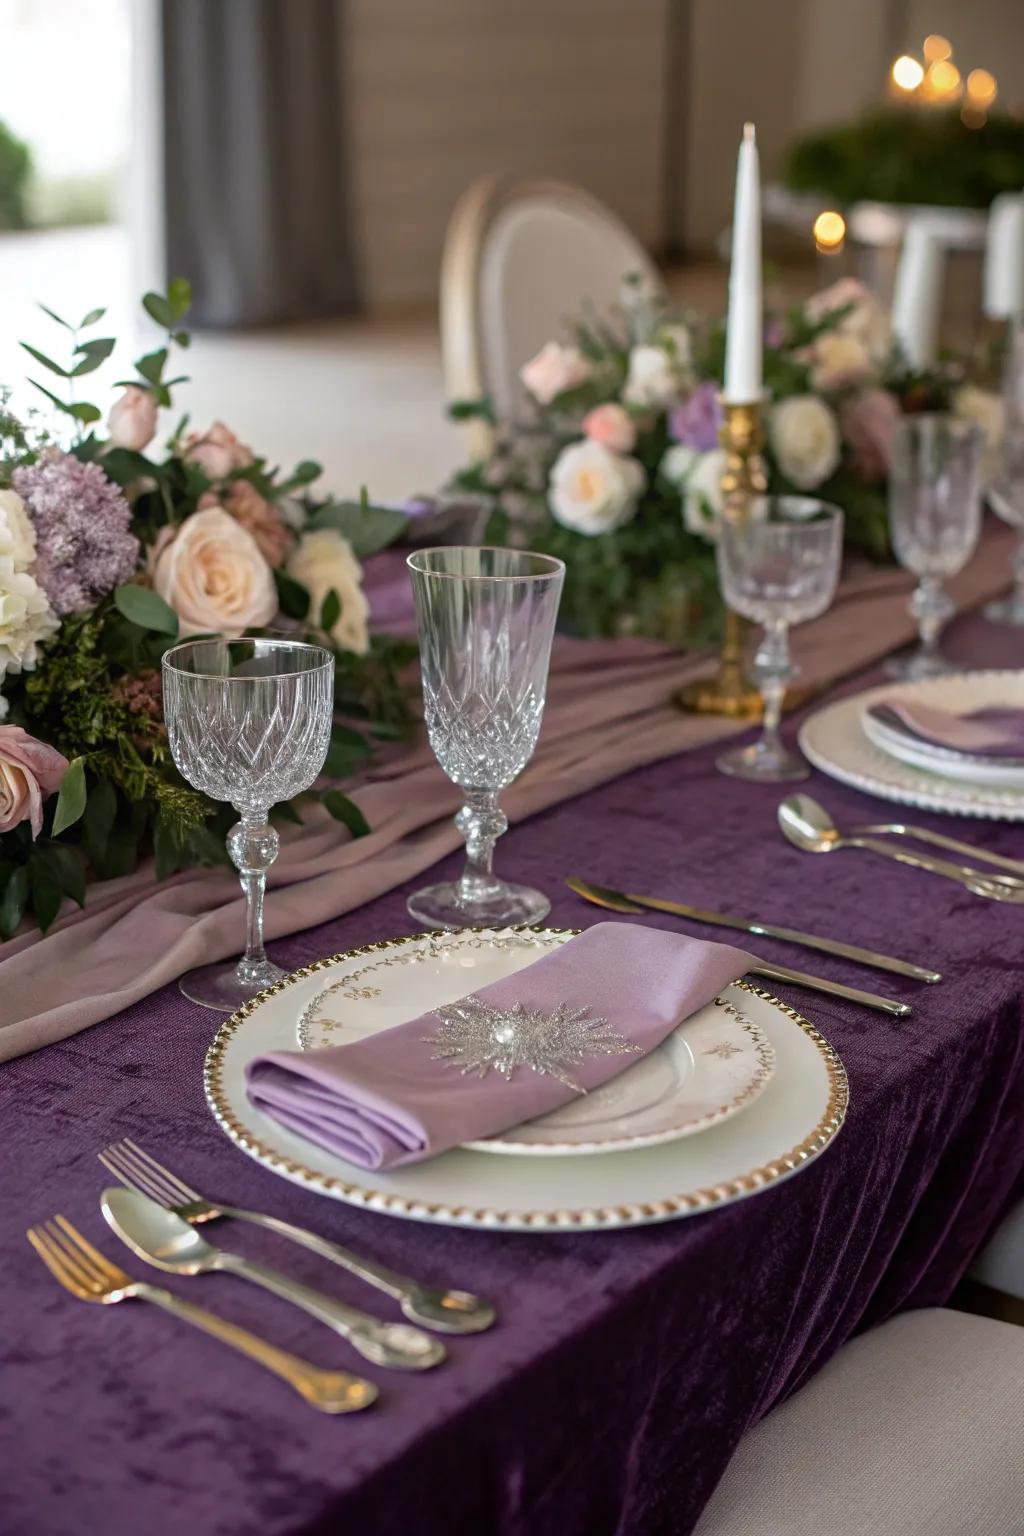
[423,996,639,1092]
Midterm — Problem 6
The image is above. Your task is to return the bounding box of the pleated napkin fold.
[869,698,1024,759]
[245,921,754,1169]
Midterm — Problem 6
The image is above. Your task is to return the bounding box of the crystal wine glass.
[716,497,843,783]
[161,638,334,1010]
[985,318,1024,626]
[406,547,564,930]
[886,415,982,678]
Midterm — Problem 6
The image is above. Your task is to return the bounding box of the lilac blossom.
[668,382,723,452]
[13,450,139,616]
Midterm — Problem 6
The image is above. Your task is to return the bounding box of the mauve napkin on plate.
[869,699,1024,760]
[246,922,754,1170]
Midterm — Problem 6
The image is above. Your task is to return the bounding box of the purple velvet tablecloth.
[2,612,1024,1536]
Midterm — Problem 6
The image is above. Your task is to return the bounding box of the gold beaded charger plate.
[205,928,848,1232]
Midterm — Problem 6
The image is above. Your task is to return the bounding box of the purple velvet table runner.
[2,610,1023,1536]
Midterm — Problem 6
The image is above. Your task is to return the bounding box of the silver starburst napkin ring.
[423,995,640,1093]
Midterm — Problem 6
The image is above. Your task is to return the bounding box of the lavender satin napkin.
[246,922,753,1170]
[870,698,1024,760]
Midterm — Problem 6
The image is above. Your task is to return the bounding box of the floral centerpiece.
[447,276,988,644]
[0,281,412,935]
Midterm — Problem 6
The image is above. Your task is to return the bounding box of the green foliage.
[322,789,371,839]
[0,116,31,230]
[785,107,1024,210]
[308,486,408,557]
[114,583,179,636]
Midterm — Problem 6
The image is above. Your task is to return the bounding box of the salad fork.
[98,1137,495,1335]
[26,1213,376,1414]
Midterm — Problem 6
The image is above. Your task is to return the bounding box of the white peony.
[0,493,58,718]
[0,489,38,568]
[549,439,645,536]
[288,528,370,655]
[770,395,841,490]
[519,343,592,406]
[660,444,698,487]
[623,344,681,409]
[682,448,728,541]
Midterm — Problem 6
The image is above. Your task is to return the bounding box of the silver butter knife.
[569,880,911,1017]
[567,877,938,983]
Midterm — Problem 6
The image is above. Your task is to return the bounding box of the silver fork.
[26,1213,376,1413]
[98,1138,496,1335]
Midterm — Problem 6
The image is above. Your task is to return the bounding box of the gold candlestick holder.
[677,398,766,718]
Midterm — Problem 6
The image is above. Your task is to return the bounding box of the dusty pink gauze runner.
[0,528,1016,1059]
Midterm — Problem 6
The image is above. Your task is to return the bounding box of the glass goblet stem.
[753,619,793,760]
[227,813,282,987]
[454,791,508,906]
[910,576,954,667]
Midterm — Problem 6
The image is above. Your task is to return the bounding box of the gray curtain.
[161,0,359,327]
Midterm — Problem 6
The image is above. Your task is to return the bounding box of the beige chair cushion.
[693,1308,1024,1536]
[969,1198,1024,1300]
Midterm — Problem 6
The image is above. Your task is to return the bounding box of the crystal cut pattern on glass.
[423,995,640,1092]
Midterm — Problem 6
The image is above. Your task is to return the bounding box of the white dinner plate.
[295,927,775,1156]
[800,671,1024,821]
[205,928,848,1232]
[861,703,1024,790]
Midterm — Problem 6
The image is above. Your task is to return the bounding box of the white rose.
[0,489,38,569]
[519,343,592,406]
[953,385,1003,450]
[151,507,277,637]
[658,323,693,371]
[770,395,841,490]
[806,332,873,392]
[288,528,370,655]
[623,344,681,408]
[549,439,645,536]
[682,448,728,541]
[660,444,698,487]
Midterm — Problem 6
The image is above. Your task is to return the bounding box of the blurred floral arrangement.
[0,280,413,936]
[447,275,998,644]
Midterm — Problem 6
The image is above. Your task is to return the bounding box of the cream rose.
[519,343,592,406]
[287,528,370,655]
[682,448,728,541]
[953,385,1004,450]
[805,277,890,366]
[107,386,158,452]
[805,331,873,392]
[151,507,277,637]
[770,396,841,490]
[549,439,645,536]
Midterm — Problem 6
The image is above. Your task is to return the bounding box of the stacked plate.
[206,928,848,1233]
[800,671,1024,821]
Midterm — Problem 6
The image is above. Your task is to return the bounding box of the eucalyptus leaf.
[136,347,168,385]
[322,790,371,838]
[37,303,72,331]
[308,500,408,558]
[29,854,64,933]
[21,342,71,378]
[67,401,102,424]
[80,306,107,328]
[114,582,179,635]
[270,800,304,826]
[319,588,341,633]
[143,292,173,328]
[45,843,86,908]
[0,865,29,940]
[52,757,87,836]
[71,336,116,376]
[167,276,192,320]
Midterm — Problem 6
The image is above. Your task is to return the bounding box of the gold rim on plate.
[204,928,850,1230]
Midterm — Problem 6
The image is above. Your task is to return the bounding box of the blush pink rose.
[519,342,592,405]
[840,389,902,482]
[183,422,254,482]
[106,386,158,452]
[0,724,69,838]
[582,403,637,454]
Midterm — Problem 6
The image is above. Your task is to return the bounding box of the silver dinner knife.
[568,879,912,1017]
[567,877,939,983]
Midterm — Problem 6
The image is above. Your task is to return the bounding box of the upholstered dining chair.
[692,1307,1024,1536]
[440,175,663,458]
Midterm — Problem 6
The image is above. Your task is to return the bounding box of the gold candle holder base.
[677,396,766,719]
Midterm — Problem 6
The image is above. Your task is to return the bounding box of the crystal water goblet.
[886,415,982,678]
[716,497,843,783]
[162,638,334,1010]
[985,319,1024,626]
[406,547,565,930]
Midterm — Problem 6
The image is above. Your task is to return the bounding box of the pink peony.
[840,389,902,482]
[582,403,636,454]
[519,343,592,406]
[183,421,254,483]
[106,386,158,452]
[0,724,69,838]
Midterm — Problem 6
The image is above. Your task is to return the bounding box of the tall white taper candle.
[891,220,944,369]
[984,191,1024,319]
[723,122,763,404]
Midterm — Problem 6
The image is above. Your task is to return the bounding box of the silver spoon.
[101,1187,446,1371]
[778,794,1024,903]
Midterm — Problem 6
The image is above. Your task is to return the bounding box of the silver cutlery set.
[572,794,1024,1020]
[28,1137,496,1414]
